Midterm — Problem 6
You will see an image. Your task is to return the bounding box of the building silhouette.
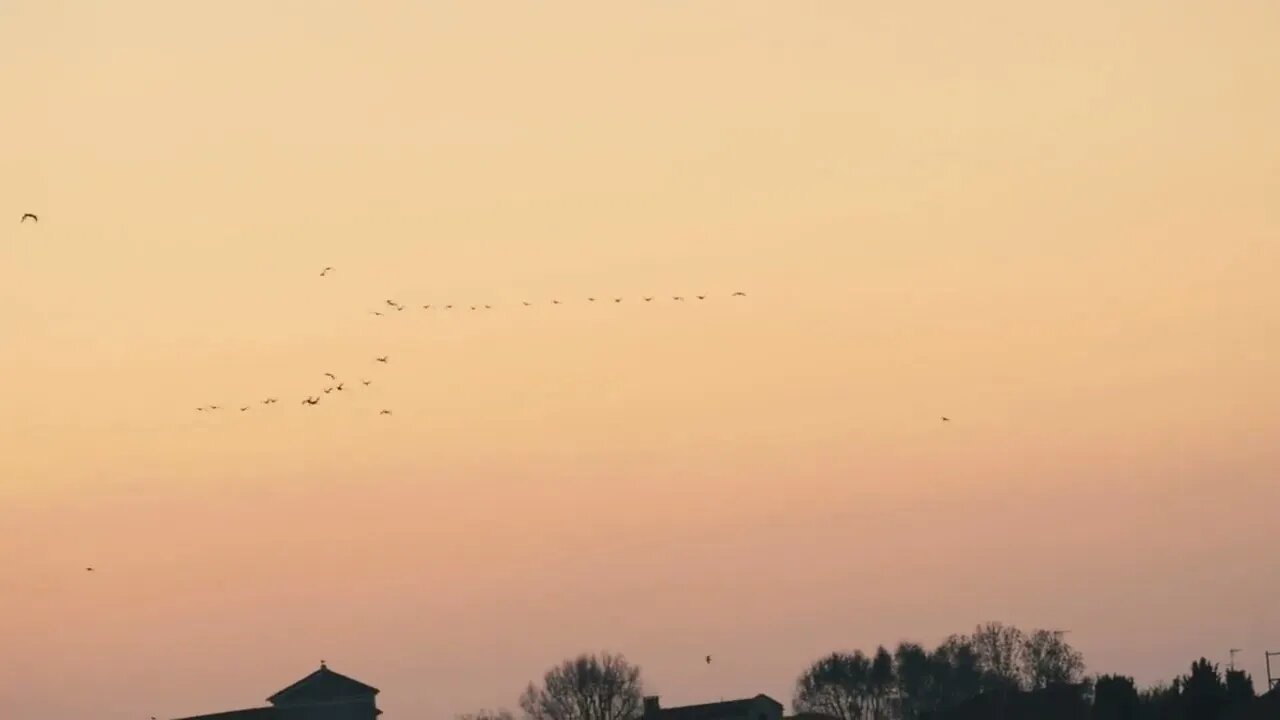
[642,694,785,720]
[172,663,381,720]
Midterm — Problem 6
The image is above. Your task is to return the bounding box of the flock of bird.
[186,264,754,417]
[364,291,750,315]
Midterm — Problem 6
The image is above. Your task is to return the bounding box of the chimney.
[643,697,661,720]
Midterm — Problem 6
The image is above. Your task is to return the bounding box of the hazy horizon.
[2,2,1278,719]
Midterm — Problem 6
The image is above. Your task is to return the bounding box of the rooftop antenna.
[1267,651,1279,690]
[1229,649,1242,672]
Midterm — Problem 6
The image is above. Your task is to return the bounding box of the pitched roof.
[172,707,278,720]
[267,664,380,706]
[653,695,783,720]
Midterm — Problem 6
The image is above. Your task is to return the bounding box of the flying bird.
[196,407,206,412]
[941,417,951,422]
[379,409,392,415]
[614,297,622,303]
[325,373,336,380]
[422,305,431,310]
[362,379,372,386]
[240,406,249,412]
[523,301,532,306]
[484,304,492,310]
[706,655,712,664]
[209,405,219,410]
[260,399,272,405]
[376,356,388,363]
[444,305,453,310]
[673,296,684,301]
[588,297,596,302]
[731,291,746,296]
[20,213,38,223]
[385,300,398,307]
[319,267,334,276]
[85,567,94,572]
[335,383,344,391]
[552,299,561,304]
[323,388,333,394]
[369,311,384,316]
[643,296,654,302]
[696,295,706,300]
[302,397,319,405]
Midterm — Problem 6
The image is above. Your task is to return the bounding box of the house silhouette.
[172,663,381,720]
[642,694,785,720]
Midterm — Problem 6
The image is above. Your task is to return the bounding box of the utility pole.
[1267,651,1279,690]
[1229,649,1241,672]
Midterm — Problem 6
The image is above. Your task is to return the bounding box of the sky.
[1,1,1278,718]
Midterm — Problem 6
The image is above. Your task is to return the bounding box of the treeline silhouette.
[460,624,1275,720]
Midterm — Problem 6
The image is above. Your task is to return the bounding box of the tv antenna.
[1229,649,1242,671]
[1267,651,1279,690]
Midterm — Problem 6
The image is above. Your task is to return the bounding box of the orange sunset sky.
[2,2,1278,719]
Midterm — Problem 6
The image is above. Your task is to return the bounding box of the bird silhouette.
[643,296,654,302]
[588,297,596,302]
[325,373,336,380]
[362,379,372,386]
[444,304,453,310]
[85,567,94,572]
[240,406,249,412]
[319,266,334,276]
[706,655,712,664]
[731,291,746,296]
[379,409,392,415]
[523,301,532,306]
[470,305,477,310]
[614,297,622,303]
[369,311,384,316]
[196,407,206,412]
[422,305,431,310]
[209,405,219,410]
[484,304,492,310]
[335,383,344,391]
[302,397,319,405]
[376,356,388,363]
[673,296,684,301]
[696,295,706,300]
[941,417,951,422]
[552,299,561,304]
[20,213,38,223]
[261,399,272,405]
[323,388,333,394]
[385,300,397,307]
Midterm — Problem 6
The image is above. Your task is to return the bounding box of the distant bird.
[369,311,384,316]
[552,299,561,304]
[696,295,706,300]
[376,356,388,363]
[395,305,404,311]
[302,397,319,405]
[320,266,334,276]
[614,297,622,303]
[588,297,596,302]
[444,305,453,310]
[196,407,205,412]
[20,213,38,223]
[523,301,532,306]
[362,379,372,386]
[385,300,397,307]
[325,373,336,380]
[209,405,219,410]
[323,388,333,394]
[470,305,477,311]
[643,296,654,302]
[85,567,94,572]
[423,305,431,310]
[941,417,951,422]
[379,409,392,415]
[484,304,492,310]
[706,655,712,664]
[673,296,684,301]
[240,406,249,412]
[731,291,746,296]
[260,399,272,405]
[335,383,344,391]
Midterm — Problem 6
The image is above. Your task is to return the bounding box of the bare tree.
[793,651,872,720]
[459,710,517,720]
[968,622,1026,693]
[1020,629,1085,689]
[519,652,644,720]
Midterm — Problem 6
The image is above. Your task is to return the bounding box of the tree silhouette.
[1022,630,1086,689]
[893,642,935,720]
[460,710,517,720]
[870,646,896,719]
[1093,675,1140,720]
[794,651,875,720]
[933,635,984,707]
[968,622,1026,693]
[1179,659,1228,720]
[519,652,644,720]
[1223,669,1255,706]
